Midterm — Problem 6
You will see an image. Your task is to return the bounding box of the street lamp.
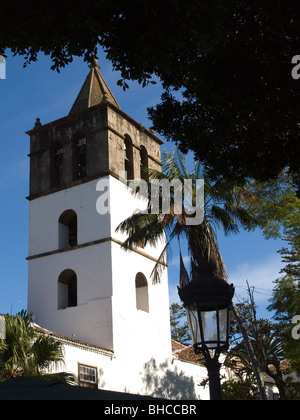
[178,272,234,400]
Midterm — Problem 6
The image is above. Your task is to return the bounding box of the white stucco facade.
[39,328,210,400]
[28,176,171,359]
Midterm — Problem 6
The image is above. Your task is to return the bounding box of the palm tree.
[0,310,65,381]
[117,148,257,284]
[117,148,269,398]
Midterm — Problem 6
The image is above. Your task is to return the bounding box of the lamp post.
[178,272,234,400]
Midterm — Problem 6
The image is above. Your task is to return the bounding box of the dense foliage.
[170,303,191,346]
[1,1,300,186]
[0,311,65,381]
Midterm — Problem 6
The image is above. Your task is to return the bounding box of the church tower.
[26,60,172,360]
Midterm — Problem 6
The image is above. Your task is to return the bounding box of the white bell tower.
[26,60,172,360]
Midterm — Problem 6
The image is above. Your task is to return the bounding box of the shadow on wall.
[141,358,198,400]
[98,368,106,389]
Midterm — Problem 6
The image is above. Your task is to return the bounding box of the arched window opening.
[74,131,86,180]
[140,146,148,182]
[135,272,149,313]
[51,139,64,187]
[59,210,78,249]
[124,135,134,180]
[58,269,77,310]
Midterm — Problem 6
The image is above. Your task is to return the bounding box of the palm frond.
[150,243,169,284]
[116,145,257,284]
[180,251,190,288]
[223,203,258,232]
[150,222,183,284]
[148,167,169,182]
[31,335,64,370]
[116,212,165,250]
[209,205,239,235]
[162,149,187,182]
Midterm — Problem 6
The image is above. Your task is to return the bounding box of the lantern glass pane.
[185,305,200,345]
[201,310,218,348]
[219,307,229,343]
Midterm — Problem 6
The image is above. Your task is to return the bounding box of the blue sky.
[0,51,285,319]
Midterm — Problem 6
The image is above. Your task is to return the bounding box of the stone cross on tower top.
[88,57,101,70]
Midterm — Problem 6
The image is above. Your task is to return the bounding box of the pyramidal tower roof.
[69,58,120,115]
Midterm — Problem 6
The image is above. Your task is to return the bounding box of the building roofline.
[33,324,114,358]
[26,101,163,146]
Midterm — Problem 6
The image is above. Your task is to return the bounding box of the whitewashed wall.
[28,176,172,360]
[48,337,209,400]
